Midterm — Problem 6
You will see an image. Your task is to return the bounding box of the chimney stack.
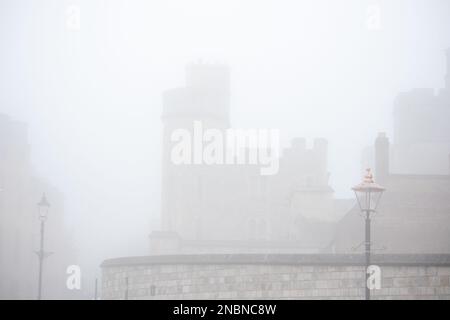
[375,132,390,184]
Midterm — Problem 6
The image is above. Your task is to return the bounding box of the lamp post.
[352,168,385,300]
[36,193,50,300]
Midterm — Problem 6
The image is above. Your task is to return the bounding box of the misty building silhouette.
[151,62,350,254]
[392,49,450,175]
[0,114,76,299]
[333,50,450,254]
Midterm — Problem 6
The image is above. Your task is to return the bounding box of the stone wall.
[101,254,450,300]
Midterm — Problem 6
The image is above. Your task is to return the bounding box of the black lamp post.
[36,193,50,300]
[352,168,385,300]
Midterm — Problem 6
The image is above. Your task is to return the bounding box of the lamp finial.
[363,168,374,183]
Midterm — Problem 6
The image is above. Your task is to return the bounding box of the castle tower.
[162,61,230,125]
[160,62,231,236]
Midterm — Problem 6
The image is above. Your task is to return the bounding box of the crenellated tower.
[160,62,231,235]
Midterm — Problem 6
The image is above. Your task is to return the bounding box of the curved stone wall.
[101,254,450,300]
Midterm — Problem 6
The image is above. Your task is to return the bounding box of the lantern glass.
[38,207,48,220]
[354,188,384,212]
[352,169,385,213]
[38,193,50,221]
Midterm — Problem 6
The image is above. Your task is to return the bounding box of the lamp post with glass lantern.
[36,193,50,300]
[352,168,385,300]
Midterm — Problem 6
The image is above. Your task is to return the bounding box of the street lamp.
[352,168,385,300]
[36,193,50,300]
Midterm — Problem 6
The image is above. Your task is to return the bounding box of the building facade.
[152,62,348,255]
[334,50,450,254]
[391,49,450,175]
[334,132,450,254]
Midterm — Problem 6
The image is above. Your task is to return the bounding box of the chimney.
[375,132,390,183]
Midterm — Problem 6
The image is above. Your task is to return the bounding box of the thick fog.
[1,0,450,299]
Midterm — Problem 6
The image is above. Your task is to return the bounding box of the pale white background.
[1,0,449,291]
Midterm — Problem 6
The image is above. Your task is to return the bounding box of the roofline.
[101,253,450,268]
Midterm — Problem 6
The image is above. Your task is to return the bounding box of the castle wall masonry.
[101,254,450,300]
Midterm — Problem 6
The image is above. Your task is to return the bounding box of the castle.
[101,51,450,300]
[150,62,350,254]
[151,51,450,255]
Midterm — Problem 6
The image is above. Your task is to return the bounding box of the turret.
[162,61,230,125]
[186,60,230,94]
[160,62,231,234]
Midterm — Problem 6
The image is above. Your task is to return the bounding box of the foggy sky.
[1,0,450,283]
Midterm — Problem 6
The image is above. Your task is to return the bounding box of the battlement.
[187,59,229,67]
[185,60,230,92]
[162,62,231,123]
